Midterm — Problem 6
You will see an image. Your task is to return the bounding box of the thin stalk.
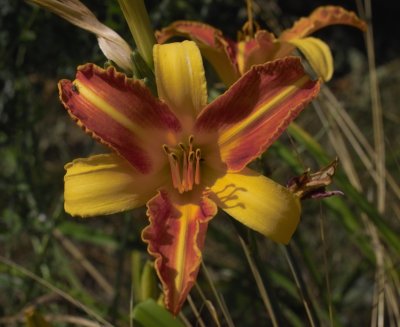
[281,244,320,327]
[117,0,155,67]
[356,0,386,213]
[187,294,206,327]
[367,220,386,327]
[130,277,134,327]
[320,87,400,201]
[178,312,193,327]
[109,214,131,324]
[195,283,221,327]
[237,234,281,327]
[201,261,235,327]
[365,0,386,215]
[246,0,254,37]
[52,228,114,298]
[319,204,333,327]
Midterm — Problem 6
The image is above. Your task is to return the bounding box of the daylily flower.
[157,6,366,85]
[59,41,320,314]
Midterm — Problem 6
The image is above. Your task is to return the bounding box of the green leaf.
[132,299,185,327]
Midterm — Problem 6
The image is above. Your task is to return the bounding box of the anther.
[162,144,170,154]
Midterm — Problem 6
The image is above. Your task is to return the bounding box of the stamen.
[195,149,201,185]
[163,136,201,193]
[167,153,182,192]
[187,151,195,191]
[181,150,188,190]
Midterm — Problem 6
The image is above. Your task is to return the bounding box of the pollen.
[163,135,201,193]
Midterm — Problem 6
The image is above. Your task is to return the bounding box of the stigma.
[163,135,201,194]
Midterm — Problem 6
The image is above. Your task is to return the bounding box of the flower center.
[163,135,201,194]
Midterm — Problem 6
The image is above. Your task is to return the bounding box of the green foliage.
[132,299,185,327]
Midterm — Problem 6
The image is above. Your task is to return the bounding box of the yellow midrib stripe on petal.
[74,80,144,135]
[218,75,310,146]
[174,204,191,295]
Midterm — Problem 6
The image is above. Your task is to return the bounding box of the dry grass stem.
[52,228,114,298]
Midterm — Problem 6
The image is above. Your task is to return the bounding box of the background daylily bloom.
[59,41,320,314]
[157,6,366,85]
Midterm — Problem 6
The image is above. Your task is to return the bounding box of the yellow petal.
[207,168,301,244]
[287,37,333,81]
[64,153,167,217]
[154,41,207,120]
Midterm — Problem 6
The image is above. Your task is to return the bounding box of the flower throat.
[163,135,201,194]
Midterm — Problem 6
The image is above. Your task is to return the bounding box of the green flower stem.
[131,250,143,303]
[131,50,157,96]
[118,0,156,68]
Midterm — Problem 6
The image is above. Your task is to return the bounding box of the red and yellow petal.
[195,57,320,172]
[206,168,301,244]
[156,21,239,86]
[59,64,182,174]
[142,189,217,315]
[64,153,167,217]
[280,6,366,41]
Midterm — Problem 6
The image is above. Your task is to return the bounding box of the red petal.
[157,21,222,48]
[238,30,279,74]
[280,6,366,41]
[59,64,181,174]
[142,190,217,315]
[195,57,320,172]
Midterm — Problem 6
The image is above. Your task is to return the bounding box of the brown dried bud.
[287,158,343,200]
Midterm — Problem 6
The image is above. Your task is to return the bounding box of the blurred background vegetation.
[1,0,399,326]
